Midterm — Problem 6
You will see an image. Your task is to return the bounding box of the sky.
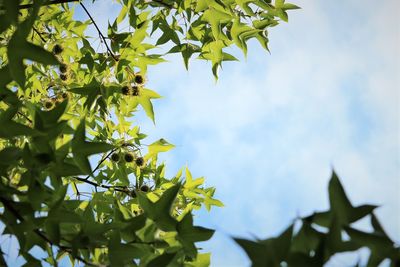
[133,0,399,266]
[2,0,399,266]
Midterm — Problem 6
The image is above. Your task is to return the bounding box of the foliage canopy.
[235,171,400,266]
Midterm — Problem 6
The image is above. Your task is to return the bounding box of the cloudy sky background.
[137,0,400,265]
[130,0,399,265]
[2,0,399,266]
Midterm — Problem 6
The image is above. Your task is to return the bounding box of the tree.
[0,0,299,266]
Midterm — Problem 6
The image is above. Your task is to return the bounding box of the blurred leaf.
[177,213,214,258]
[148,252,177,267]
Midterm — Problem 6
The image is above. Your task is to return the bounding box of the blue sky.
[2,0,399,266]
[136,1,400,265]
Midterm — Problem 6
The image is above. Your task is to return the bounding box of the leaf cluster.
[234,171,400,266]
[0,0,240,265]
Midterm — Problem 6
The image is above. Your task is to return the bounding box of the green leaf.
[0,107,42,138]
[71,119,114,174]
[345,226,394,251]
[184,253,211,267]
[138,95,156,123]
[20,42,60,66]
[234,238,268,266]
[0,147,22,165]
[7,35,26,87]
[259,224,293,263]
[6,1,57,87]
[69,79,101,109]
[291,221,324,254]
[328,170,353,224]
[202,8,232,40]
[108,230,149,265]
[148,252,177,267]
[370,213,390,238]
[282,3,301,10]
[349,204,377,222]
[147,138,175,157]
[177,213,215,258]
[0,65,12,88]
[137,184,181,231]
[3,0,18,25]
[305,204,376,228]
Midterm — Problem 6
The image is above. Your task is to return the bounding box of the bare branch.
[83,148,117,180]
[74,176,131,195]
[79,2,119,62]
[32,26,47,43]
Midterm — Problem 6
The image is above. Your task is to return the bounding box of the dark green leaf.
[137,184,181,231]
[177,213,214,258]
[328,170,353,224]
[234,238,268,267]
[71,119,114,174]
[148,252,177,267]
[0,147,22,165]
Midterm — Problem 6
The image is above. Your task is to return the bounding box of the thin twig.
[32,26,47,43]
[83,148,117,180]
[72,182,80,198]
[17,111,33,123]
[74,176,131,195]
[79,2,119,62]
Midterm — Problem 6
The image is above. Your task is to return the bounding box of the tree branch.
[79,2,119,62]
[83,148,117,180]
[17,111,33,124]
[32,26,47,43]
[74,176,131,195]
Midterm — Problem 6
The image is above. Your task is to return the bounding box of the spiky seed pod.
[121,85,130,95]
[131,85,140,96]
[124,152,134,162]
[61,92,69,99]
[60,73,68,81]
[134,73,145,85]
[110,153,120,162]
[140,185,149,192]
[59,64,68,73]
[44,100,54,110]
[135,157,144,167]
[52,44,63,55]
